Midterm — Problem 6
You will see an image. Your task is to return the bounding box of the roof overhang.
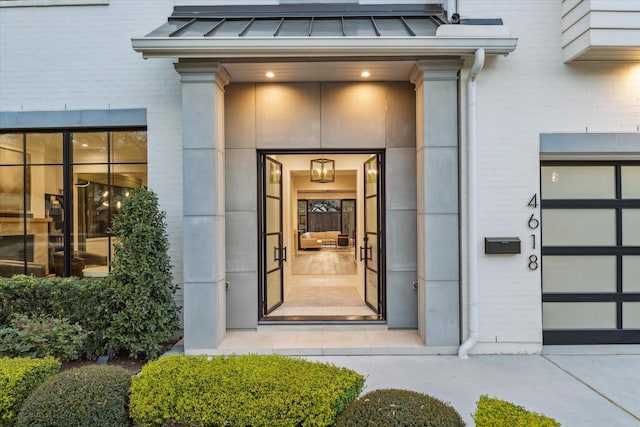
[131,4,517,61]
[132,33,517,60]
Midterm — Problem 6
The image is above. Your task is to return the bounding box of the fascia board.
[131,36,518,59]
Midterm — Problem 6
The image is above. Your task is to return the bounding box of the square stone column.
[410,60,462,347]
[174,62,230,354]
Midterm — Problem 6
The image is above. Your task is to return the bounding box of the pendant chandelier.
[310,157,335,183]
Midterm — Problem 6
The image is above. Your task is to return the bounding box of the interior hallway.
[266,247,376,318]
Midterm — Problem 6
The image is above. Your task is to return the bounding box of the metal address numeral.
[527,194,539,271]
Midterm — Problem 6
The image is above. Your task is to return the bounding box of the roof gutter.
[131,35,516,59]
[458,47,485,359]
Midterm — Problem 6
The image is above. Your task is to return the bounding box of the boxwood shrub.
[473,395,560,427]
[335,388,465,427]
[0,357,60,426]
[130,354,365,427]
[15,365,132,427]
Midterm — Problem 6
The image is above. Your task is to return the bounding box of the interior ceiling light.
[361,71,370,78]
[265,71,275,78]
[310,157,335,183]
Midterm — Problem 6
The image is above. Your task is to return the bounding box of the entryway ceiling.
[222,60,417,83]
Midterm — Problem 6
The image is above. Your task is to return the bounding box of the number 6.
[528,214,539,230]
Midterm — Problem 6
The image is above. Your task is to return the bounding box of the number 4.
[528,194,538,208]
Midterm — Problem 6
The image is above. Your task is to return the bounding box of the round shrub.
[335,388,465,427]
[15,365,131,427]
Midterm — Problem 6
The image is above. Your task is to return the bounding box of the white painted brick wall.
[0,0,186,312]
[1,0,639,350]
[460,0,640,351]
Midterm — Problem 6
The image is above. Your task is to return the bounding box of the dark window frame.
[0,127,147,277]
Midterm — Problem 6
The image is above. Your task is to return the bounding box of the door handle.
[360,245,372,261]
[274,246,287,262]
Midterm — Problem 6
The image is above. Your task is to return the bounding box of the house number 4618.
[527,194,539,271]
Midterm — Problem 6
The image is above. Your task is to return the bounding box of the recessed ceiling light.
[81,143,89,147]
[361,71,370,78]
[265,71,275,78]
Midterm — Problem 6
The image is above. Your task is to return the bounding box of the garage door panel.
[623,256,640,292]
[622,210,640,246]
[623,303,640,329]
[543,302,616,330]
[542,256,616,293]
[621,166,640,199]
[542,209,615,246]
[541,166,615,199]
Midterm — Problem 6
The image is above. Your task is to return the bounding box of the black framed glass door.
[362,155,383,317]
[260,155,286,315]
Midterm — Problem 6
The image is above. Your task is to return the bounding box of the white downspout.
[458,48,485,359]
[446,0,457,21]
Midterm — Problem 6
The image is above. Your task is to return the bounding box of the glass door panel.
[262,156,285,315]
[363,156,381,315]
[266,270,282,310]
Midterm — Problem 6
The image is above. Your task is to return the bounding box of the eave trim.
[131,36,518,59]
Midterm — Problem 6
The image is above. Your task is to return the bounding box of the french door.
[260,156,286,315]
[362,154,384,317]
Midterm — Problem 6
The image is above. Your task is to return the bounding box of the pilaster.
[174,61,229,353]
[412,59,462,346]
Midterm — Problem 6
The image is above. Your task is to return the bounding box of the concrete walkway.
[304,348,640,426]
[174,331,640,426]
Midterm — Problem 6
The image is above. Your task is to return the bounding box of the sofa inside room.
[299,231,341,249]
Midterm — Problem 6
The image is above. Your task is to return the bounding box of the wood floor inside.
[265,247,377,319]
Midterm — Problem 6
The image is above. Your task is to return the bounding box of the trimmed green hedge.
[0,269,178,360]
[335,388,465,427]
[130,354,365,427]
[15,365,132,427]
[0,357,60,426]
[0,275,107,358]
[474,395,560,427]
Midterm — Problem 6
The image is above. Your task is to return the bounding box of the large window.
[0,129,147,278]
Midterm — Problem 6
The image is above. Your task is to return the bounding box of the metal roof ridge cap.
[171,4,445,13]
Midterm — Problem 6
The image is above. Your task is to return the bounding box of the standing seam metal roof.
[145,4,448,39]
